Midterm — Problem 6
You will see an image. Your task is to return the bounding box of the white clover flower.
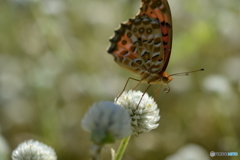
[81,101,132,145]
[11,139,57,160]
[115,90,160,135]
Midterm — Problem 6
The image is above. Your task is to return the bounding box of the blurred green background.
[0,0,240,159]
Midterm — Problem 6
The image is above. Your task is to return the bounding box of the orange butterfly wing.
[108,16,165,76]
[138,0,172,72]
[108,0,173,84]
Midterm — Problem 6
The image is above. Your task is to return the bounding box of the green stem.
[114,135,131,160]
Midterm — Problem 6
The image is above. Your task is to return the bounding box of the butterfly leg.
[137,83,151,109]
[133,81,142,90]
[115,77,141,102]
[154,84,163,101]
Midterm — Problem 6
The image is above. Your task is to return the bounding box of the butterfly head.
[160,71,173,85]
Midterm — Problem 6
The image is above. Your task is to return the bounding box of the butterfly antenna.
[169,68,204,77]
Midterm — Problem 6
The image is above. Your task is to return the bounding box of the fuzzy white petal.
[11,139,57,160]
[115,90,160,135]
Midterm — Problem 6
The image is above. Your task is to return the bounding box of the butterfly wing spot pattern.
[108,15,172,85]
[107,0,174,105]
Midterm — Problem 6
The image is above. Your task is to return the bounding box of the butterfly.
[107,0,173,102]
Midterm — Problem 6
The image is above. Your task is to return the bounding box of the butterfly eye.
[161,76,169,84]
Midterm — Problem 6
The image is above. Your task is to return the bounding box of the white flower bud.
[81,101,132,145]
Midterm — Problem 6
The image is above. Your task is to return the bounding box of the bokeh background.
[0,0,240,159]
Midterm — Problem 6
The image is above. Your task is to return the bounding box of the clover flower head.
[115,90,160,135]
[11,139,57,160]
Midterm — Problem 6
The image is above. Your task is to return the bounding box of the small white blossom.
[11,139,57,160]
[81,101,132,145]
[116,90,160,135]
[165,144,210,160]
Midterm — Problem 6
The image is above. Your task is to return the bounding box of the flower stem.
[114,135,131,160]
[90,145,102,160]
